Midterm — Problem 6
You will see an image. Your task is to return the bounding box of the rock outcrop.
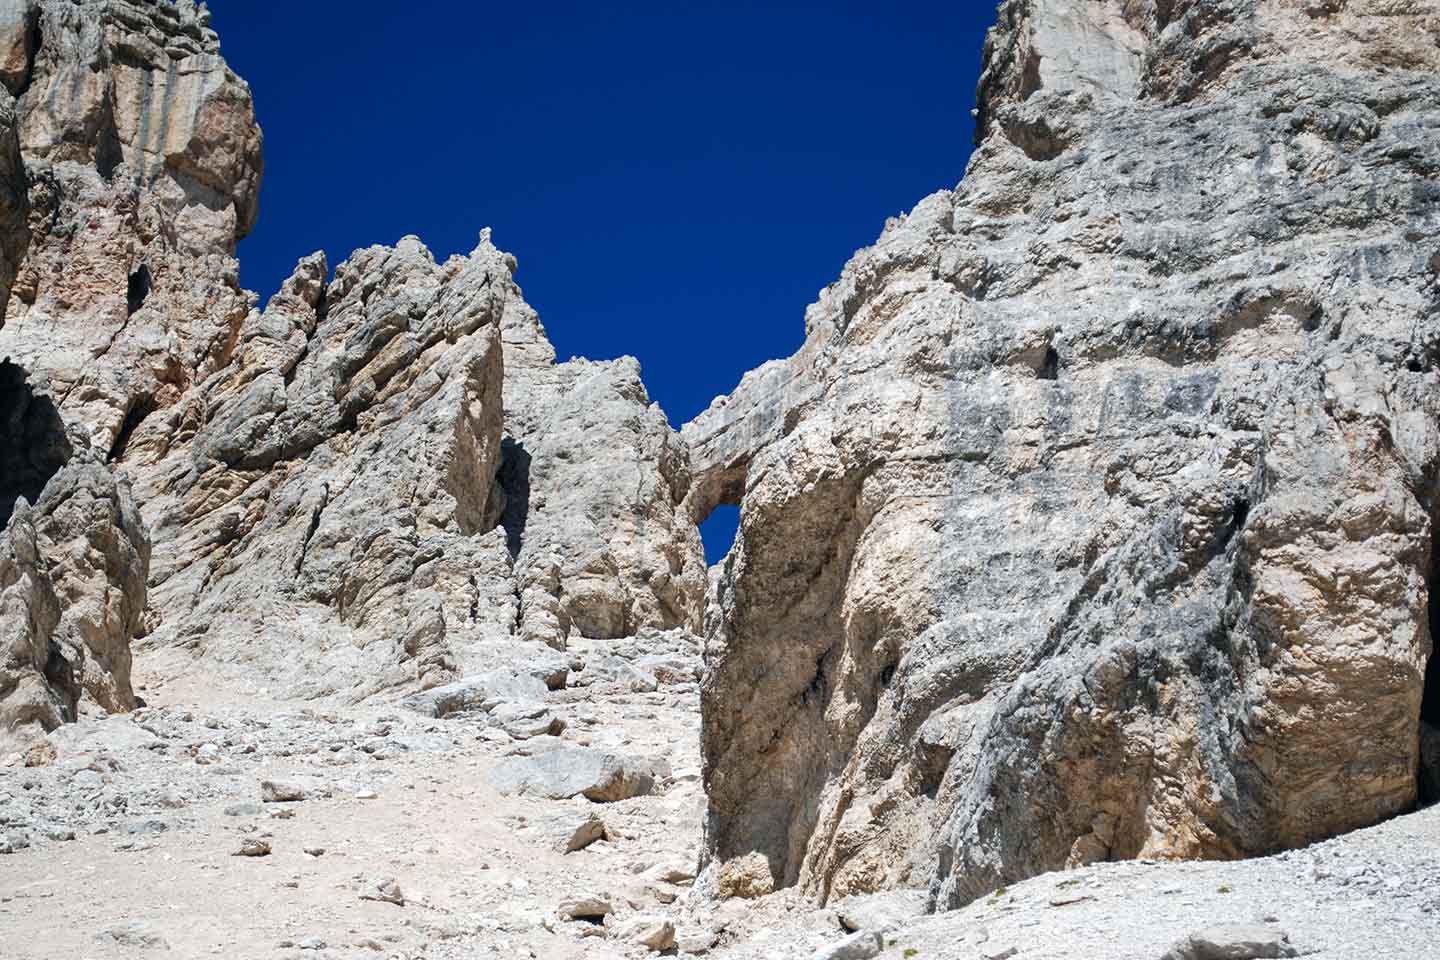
[0,0,261,456]
[5,0,1437,930]
[0,7,150,748]
[0,1,705,705]
[115,229,704,699]
[693,0,1440,907]
[0,437,149,748]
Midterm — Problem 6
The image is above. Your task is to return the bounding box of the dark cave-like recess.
[1420,538,1440,806]
[126,264,152,315]
[1424,532,1440,727]
[0,358,70,528]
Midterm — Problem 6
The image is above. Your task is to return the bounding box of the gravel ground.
[2,632,1436,960]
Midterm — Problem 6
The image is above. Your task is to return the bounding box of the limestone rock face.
[0,0,261,455]
[500,320,706,649]
[129,237,510,696]
[30,459,149,714]
[0,448,149,748]
[0,1,704,718]
[114,227,704,698]
[692,0,1440,907]
[0,496,62,746]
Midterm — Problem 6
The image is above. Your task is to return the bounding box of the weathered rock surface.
[1161,924,1298,960]
[120,229,704,699]
[692,0,1440,908]
[0,0,262,456]
[0,1,707,711]
[0,440,148,747]
[487,746,657,802]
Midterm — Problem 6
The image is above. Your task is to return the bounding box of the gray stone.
[486,747,656,802]
[559,812,607,853]
[556,894,611,920]
[232,838,271,857]
[358,877,404,906]
[1162,925,1300,960]
[811,931,883,960]
[261,776,328,803]
[96,920,169,950]
[836,891,926,933]
[613,915,676,952]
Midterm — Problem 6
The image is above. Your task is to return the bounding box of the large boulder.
[693,0,1440,906]
[487,746,657,802]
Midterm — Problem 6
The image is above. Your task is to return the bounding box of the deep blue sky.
[209,1,995,561]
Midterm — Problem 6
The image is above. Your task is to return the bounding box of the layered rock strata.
[692,0,1440,907]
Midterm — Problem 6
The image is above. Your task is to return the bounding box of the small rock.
[677,926,719,955]
[486,747,656,802]
[96,920,169,950]
[232,838,272,857]
[303,845,325,857]
[812,930,883,960]
[261,776,326,802]
[557,894,611,920]
[644,860,697,885]
[359,877,405,906]
[1161,925,1299,960]
[491,701,566,739]
[22,742,56,767]
[717,852,774,899]
[354,789,378,800]
[835,891,925,933]
[223,802,264,817]
[194,743,223,765]
[559,813,607,853]
[614,915,677,951]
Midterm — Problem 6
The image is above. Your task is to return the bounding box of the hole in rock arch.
[699,503,740,565]
[0,359,71,528]
[127,264,152,315]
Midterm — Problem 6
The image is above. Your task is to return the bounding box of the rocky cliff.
[0,1,704,733]
[691,0,1440,908]
[1,0,1438,927]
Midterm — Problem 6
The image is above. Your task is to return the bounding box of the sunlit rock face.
[0,0,262,458]
[691,0,1440,907]
[126,232,704,700]
[0,2,707,718]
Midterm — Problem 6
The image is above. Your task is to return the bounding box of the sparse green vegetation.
[904,950,920,959]
[1217,884,1233,894]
